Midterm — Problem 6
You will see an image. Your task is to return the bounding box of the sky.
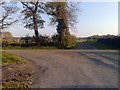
[6,2,118,37]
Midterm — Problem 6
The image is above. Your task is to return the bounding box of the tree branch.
[21,2,34,13]
[34,2,39,13]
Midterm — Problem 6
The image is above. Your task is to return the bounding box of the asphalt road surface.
[5,50,119,88]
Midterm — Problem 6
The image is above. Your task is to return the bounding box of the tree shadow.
[78,52,118,71]
[86,51,118,65]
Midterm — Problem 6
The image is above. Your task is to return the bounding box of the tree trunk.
[57,19,70,35]
[0,19,4,37]
[33,16,39,37]
[33,15,39,45]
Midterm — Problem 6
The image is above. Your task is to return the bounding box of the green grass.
[85,39,97,43]
[77,39,97,43]
[2,46,58,50]
[2,52,26,66]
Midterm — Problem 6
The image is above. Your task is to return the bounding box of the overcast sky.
[6,2,118,37]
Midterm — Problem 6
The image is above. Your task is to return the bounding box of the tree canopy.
[1,1,79,48]
[21,2,45,38]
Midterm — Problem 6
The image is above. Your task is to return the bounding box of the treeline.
[2,34,76,49]
[0,2,79,49]
[78,34,120,49]
[97,36,120,49]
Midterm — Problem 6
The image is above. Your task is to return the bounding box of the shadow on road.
[78,52,118,71]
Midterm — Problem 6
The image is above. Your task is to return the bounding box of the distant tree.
[2,31,13,38]
[2,31,14,45]
[21,1,45,40]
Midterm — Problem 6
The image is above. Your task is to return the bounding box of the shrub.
[38,35,52,46]
[60,35,77,49]
[52,34,59,46]
[52,34,77,49]
[2,38,15,46]
[20,36,33,46]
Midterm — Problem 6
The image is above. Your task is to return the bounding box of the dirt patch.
[2,57,38,88]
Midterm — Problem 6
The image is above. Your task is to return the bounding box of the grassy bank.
[2,52,35,88]
[2,52,26,66]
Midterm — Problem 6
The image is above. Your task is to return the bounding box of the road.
[5,50,118,88]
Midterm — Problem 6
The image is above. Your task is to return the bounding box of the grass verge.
[2,52,35,88]
[2,52,26,66]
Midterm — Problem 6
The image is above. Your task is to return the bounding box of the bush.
[60,35,77,49]
[52,34,77,49]
[20,36,33,46]
[19,35,52,46]
[52,34,59,46]
[38,35,52,46]
[2,38,15,46]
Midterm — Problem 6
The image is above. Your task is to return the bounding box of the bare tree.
[0,2,4,5]
[0,2,18,34]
